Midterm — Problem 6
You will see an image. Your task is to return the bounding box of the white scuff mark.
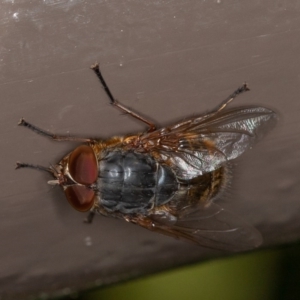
[12,12,19,20]
[226,58,273,74]
[42,0,82,11]
[58,105,73,120]
[258,34,271,38]
[119,56,124,67]
[85,236,92,247]
[136,91,145,101]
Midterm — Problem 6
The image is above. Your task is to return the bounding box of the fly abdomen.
[98,151,178,214]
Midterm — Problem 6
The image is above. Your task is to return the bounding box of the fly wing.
[136,204,263,252]
[141,106,276,180]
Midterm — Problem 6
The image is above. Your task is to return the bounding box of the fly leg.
[216,83,250,112]
[84,210,95,224]
[91,63,157,132]
[18,118,93,143]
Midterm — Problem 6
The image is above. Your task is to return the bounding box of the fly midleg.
[91,63,157,132]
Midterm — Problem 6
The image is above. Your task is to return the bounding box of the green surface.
[84,248,284,300]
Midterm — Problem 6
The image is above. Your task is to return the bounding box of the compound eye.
[68,145,98,185]
[65,185,95,212]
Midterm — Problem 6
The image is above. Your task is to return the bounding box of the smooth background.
[1,1,300,299]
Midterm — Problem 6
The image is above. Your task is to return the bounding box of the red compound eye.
[68,145,98,185]
[65,185,95,212]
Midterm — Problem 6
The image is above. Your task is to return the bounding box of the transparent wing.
[136,203,263,252]
[140,106,276,180]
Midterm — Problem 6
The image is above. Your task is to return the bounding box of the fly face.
[16,63,277,251]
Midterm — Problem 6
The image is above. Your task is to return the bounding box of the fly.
[16,63,277,251]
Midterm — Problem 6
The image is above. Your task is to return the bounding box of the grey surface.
[1,0,299,299]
